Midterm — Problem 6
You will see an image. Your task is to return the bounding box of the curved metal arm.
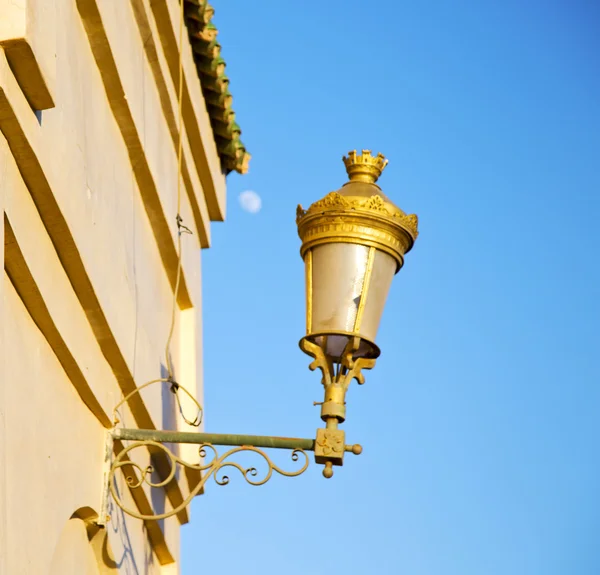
[109,440,310,521]
[103,428,362,523]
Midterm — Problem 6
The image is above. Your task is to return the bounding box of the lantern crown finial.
[343,150,388,184]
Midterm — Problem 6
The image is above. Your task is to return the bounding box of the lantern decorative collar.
[296,150,418,476]
[296,150,418,271]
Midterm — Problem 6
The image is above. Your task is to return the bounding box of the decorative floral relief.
[314,192,351,211]
[395,214,418,237]
[364,195,389,213]
[316,431,344,456]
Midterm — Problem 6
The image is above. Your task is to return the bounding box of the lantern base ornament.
[301,335,377,421]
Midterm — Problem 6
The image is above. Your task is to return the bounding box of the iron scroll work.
[100,387,363,524]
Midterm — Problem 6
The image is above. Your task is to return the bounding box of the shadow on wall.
[146,362,181,533]
[48,505,157,574]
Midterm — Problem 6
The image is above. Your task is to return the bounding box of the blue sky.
[181,2,600,574]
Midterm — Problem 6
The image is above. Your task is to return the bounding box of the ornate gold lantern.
[296,150,419,477]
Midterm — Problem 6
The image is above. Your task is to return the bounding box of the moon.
[238,190,262,214]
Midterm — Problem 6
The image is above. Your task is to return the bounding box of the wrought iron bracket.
[98,427,362,526]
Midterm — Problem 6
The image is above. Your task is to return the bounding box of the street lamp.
[100,150,418,524]
[297,150,419,477]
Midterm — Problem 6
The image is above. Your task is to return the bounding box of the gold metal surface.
[296,191,418,268]
[305,249,312,333]
[297,191,418,236]
[109,440,310,521]
[342,149,388,183]
[300,337,332,387]
[296,150,418,272]
[315,428,345,466]
[301,337,376,423]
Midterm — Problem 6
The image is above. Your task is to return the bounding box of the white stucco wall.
[0,0,222,571]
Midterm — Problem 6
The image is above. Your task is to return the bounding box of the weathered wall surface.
[0,0,221,571]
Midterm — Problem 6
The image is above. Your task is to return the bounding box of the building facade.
[0,0,247,572]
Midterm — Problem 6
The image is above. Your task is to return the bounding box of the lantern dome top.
[335,151,406,219]
[296,151,419,269]
[342,150,388,184]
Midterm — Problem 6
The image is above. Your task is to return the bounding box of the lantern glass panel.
[310,242,369,334]
[359,249,396,341]
[305,242,396,360]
